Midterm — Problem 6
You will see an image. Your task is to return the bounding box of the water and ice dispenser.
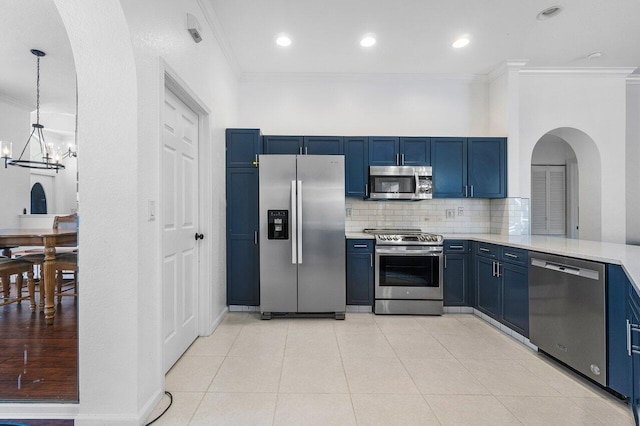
[267,210,288,240]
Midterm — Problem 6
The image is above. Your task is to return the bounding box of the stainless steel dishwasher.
[529,252,607,385]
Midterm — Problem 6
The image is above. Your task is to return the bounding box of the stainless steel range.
[365,228,444,315]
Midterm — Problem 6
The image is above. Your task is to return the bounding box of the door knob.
[195,233,204,240]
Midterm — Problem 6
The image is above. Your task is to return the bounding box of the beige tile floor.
[147,313,635,425]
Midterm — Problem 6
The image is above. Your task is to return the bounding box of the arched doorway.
[530,127,601,241]
[30,182,47,214]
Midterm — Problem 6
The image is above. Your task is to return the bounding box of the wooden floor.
[0,285,78,403]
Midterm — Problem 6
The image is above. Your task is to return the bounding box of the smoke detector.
[537,6,563,20]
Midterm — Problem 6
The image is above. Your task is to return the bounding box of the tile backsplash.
[345,198,491,234]
[345,197,531,235]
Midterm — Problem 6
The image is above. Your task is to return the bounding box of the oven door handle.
[375,247,442,256]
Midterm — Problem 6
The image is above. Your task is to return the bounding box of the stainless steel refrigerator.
[259,155,346,319]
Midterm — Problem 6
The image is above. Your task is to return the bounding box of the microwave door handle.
[291,180,297,264]
[414,173,420,197]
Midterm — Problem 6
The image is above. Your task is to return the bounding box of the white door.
[162,87,199,372]
[531,165,566,235]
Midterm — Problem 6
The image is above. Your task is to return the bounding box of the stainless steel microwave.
[368,166,433,200]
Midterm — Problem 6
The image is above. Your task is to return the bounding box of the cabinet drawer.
[347,239,373,253]
[445,240,468,253]
[475,242,499,258]
[500,246,528,266]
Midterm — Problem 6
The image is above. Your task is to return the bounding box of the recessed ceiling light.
[360,35,376,48]
[537,5,563,20]
[452,37,470,49]
[276,34,292,47]
[587,51,603,60]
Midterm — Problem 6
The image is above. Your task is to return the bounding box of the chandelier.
[1,49,76,173]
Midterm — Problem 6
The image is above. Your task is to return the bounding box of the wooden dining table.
[0,228,77,325]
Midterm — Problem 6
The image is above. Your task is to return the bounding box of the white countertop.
[444,234,640,294]
[345,232,375,239]
[346,232,640,294]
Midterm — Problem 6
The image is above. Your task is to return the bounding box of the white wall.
[120,0,238,416]
[44,0,238,424]
[0,99,31,227]
[239,74,489,136]
[627,79,640,244]
[519,71,631,243]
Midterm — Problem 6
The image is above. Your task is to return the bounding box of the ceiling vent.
[537,6,563,20]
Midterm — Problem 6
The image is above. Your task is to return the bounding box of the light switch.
[148,200,156,221]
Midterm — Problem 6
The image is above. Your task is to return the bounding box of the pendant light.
[1,49,74,173]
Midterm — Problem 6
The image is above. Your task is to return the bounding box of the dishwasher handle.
[530,258,600,280]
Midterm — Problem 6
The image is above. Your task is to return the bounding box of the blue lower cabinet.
[476,256,501,319]
[501,262,529,337]
[346,239,374,305]
[475,244,529,336]
[629,288,640,423]
[608,265,633,397]
[443,240,470,306]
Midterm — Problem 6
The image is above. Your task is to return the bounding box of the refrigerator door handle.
[297,180,303,264]
[291,180,297,264]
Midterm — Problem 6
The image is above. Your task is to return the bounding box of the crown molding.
[627,74,640,85]
[196,0,241,77]
[0,93,32,111]
[487,60,529,83]
[519,67,637,78]
[239,72,488,84]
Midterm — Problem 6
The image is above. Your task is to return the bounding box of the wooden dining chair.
[16,213,79,309]
[0,258,36,310]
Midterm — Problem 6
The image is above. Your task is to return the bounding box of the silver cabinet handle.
[401,153,405,165]
[480,248,490,253]
[396,153,400,165]
[305,146,308,155]
[449,245,463,249]
[497,262,501,278]
[365,183,368,197]
[464,185,469,197]
[254,231,258,245]
[370,254,373,268]
[253,154,259,167]
[504,253,518,259]
[471,185,474,197]
[353,244,368,248]
[444,255,447,269]
[297,180,303,264]
[291,180,297,264]
[492,261,496,277]
[629,320,640,356]
[627,320,631,356]
[299,146,303,155]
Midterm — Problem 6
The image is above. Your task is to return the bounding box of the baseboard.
[0,403,78,420]
[346,305,373,313]
[206,306,229,335]
[472,308,538,351]
[135,388,164,426]
[228,305,259,312]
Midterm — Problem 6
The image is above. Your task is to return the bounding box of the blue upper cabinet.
[369,137,400,166]
[399,137,430,166]
[432,137,468,198]
[226,128,261,167]
[303,136,344,155]
[263,135,304,154]
[468,137,506,198]
[432,137,507,199]
[345,137,369,197]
